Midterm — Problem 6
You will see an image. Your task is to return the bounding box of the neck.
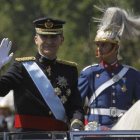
[39,52,56,60]
[103,59,117,64]
[102,55,117,64]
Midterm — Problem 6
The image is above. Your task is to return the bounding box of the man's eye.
[52,36,58,39]
[102,44,106,47]
[40,35,47,38]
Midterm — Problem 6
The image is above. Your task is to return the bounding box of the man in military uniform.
[78,7,140,129]
[0,17,84,132]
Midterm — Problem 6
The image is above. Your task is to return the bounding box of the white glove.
[0,38,13,69]
[73,129,80,131]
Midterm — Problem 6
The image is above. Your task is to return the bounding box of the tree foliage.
[0,0,140,74]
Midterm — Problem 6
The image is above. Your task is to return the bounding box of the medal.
[121,78,127,92]
[57,76,68,88]
[66,88,71,97]
[61,95,67,104]
[54,87,61,96]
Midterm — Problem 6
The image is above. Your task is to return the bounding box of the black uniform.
[0,53,84,131]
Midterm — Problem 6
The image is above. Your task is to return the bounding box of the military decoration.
[45,19,53,28]
[61,95,67,104]
[66,88,71,97]
[46,66,51,76]
[57,76,68,88]
[54,87,61,96]
[121,78,127,92]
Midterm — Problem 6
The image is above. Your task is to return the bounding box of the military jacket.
[78,61,140,127]
[0,53,84,131]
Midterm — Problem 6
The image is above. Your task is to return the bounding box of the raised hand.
[0,38,13,69]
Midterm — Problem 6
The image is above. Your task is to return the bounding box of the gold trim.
[71,119,84,128]
[94,30,119,44]
[35,28,63,32]
[95,37,118,44]
[15,57,36,62]
[56,59,77,67]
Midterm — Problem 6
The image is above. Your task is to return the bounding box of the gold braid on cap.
[35,28,63,32]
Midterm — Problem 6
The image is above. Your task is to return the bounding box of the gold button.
[96,74,100,78]
[49,111,52,115]
[113,100,116,103]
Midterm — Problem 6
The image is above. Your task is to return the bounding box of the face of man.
[96,41,118,63]
[34,34,64,59]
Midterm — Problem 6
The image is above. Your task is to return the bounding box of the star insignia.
[57,76,69,88]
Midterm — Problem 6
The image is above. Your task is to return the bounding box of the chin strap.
[95,46,117,59]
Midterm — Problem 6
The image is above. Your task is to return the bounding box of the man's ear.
[34,36,38,45]
[116,43,120,48]
[60,36,64,45]
[115,44,120,53]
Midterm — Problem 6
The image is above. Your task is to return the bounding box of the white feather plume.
[93,6,140,40]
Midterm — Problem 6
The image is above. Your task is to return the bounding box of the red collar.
[101,60,119,70]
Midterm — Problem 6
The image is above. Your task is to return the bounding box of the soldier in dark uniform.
[78,7,140,130]
[0,17,84,132]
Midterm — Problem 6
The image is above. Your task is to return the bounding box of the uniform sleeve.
[78,70,90,107]
[0,61,23,96]
[134,70,140,101]
[66,67,84,130]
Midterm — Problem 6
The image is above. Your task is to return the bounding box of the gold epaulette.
[56,59,77,67]
[15,57,36,62]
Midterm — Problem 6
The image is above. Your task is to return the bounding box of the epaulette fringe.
[56,59,77,67]
[15,57,36,62]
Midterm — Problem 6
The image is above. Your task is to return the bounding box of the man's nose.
[45,37,53,43]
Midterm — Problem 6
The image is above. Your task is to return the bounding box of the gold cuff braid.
[71,119,84,129]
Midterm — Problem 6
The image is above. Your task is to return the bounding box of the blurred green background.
[1,0,140,75]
